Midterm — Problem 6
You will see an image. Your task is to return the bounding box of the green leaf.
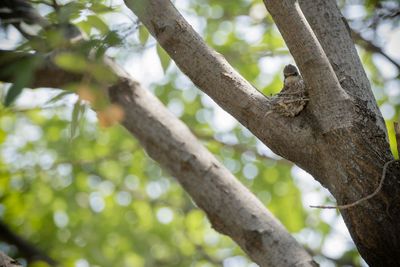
[71,100,82,139]
[4,67,33,106]
[79,101,86,116]
[156,44,171,74]
[138,25,150,45]
[2,54,41,106]
[5,81,26,106]
[58,2,86,22]
[45,91,73,104]
[0,128,6,144]
[76,21,92,36]
[86,15,109,35]
[54,52,88,73]
[90,3,114,14]
[91,64,116,83]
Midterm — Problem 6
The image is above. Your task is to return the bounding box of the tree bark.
[124,0,315,174]
[0,50,316,267]
[263,1,400,265]
[298,0,386,132]
[125,0,400,265]
[0,252,22,267]
[108,74,317,267]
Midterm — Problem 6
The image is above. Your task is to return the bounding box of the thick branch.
[124,0,265,123]
[109,75,316,267]
[123,0,317,155]
[262,0,351,132]
[298,0,387,134]
[123,0,323,174]
[123,0,400,265]
[271,1,400,265]
[0,50,316,267]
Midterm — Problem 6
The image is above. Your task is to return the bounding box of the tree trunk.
[125,0,400,265]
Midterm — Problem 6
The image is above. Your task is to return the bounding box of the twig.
[351,29,400,71]
[194,131,292,165]
[310,159,397,209]
[51,0,60,11]
[30,0,53,5]
[0,220,57,265]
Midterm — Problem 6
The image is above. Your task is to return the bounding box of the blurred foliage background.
[0,0,398,266]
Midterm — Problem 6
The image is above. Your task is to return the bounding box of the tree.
[0,0,399,266]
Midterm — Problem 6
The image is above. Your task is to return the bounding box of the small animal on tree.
[269,64,308,117]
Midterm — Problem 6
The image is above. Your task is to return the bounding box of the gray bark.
[123,0,314,170]
[264,1,400,266]
[299,0,385,126]
[0,51,316,267]
[0,252,22,267]
[125,0,400,265]
[108,72,317,267]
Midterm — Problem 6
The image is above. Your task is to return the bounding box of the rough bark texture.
[299,0,385,127]
[0,51,316,267]
[125,0,400,265]
[108,74,317,267]
[263,1,400,266]
[0,252,22,267]
[124,0,315,176]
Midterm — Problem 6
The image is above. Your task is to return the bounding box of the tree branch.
[0,220,57,266]
[109,74,316,267]
[309,159,397,209]
[0,50,316,267]
[195,131,292,166]
[121,9,399,265]
[262,0,350,132]
[123,0,266,123]
[271,2,400,265]
[298,0,387,134]
[287,0,400,254]
[0,252,22,267]
[351,29,400,71]
[123,0,327,179]
[123,0,318,156]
